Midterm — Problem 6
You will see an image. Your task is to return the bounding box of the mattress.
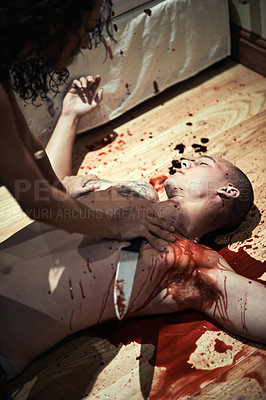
[16,0,230,141]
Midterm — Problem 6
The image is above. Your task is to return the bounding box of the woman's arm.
[0,88,112,237]
[0,83,174,248]
[4,79,66,192]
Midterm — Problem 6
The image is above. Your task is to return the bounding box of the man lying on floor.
[0,152,265,382]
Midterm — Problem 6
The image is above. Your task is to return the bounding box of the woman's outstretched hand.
[61,75,103,118]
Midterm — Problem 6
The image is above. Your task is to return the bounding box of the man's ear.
[217,184,240,200]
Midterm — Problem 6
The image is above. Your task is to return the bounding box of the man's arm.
[201,263,266,344]
[129,237,266,344]
[191,246,266,344]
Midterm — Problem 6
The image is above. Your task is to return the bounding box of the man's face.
[164,156,229,202]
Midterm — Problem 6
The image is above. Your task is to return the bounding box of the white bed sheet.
[17,0,230,141]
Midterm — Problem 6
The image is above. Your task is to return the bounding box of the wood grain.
[2,59,266,400]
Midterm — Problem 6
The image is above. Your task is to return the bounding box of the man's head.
[164,156,254,233]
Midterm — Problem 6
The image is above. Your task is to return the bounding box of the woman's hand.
[112,200,176,251]
[61,75,103,119]
[62,174,100,198]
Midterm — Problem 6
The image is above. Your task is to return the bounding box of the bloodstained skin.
[137,236,230,323]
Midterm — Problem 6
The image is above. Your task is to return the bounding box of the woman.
[0,0,175,250]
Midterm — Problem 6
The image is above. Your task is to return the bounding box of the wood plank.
[190,348,266,399]
[2,60,266,400]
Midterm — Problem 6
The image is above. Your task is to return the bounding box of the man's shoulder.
[171,234,230,270]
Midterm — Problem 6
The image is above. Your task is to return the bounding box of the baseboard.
[230,23,266,77]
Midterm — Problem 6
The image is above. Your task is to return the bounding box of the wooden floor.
[2,59,266,399]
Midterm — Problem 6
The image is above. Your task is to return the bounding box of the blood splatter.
[87,259,92,272]
[114,279,126,319]
[200,138,209,144]
[153,81,159,94]
[85,134,116,152]
[214,338,233,353]
[240,293,248,332]
[79,280,86,299]
[192,143,207,153]
[174,143,185,154]
[138,237,228,316]
[149,176,168,192]
[125,83,131,95]
[86,241,265,399]
[107,45,113,60]
[144,8,152,16]
[69,309,74,332]
[169,159,181,175]
[68,279,74,300]
[113,24,118,32]
[243,370,265,387]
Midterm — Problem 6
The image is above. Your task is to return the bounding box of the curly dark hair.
[0,0,114,115]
